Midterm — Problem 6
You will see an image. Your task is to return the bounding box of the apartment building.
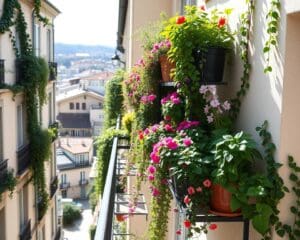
[117,0,300,239]
[56,88,104,137]
[0,1,60,240]
[57,137,93,199]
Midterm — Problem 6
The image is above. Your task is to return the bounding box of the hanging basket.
[159,55,175,82]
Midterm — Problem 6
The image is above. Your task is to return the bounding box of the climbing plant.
[263,0,281,73]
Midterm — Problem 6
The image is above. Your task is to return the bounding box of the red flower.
[218,17,226,28]
[138,131,144,140]
[199,5,206,11]
[176,16,186,24]
[184,195,191,204]
[165,115,171,121]
[184,219,191,228]
[203,179,212,188]
[187,186,195,195]
[209,223,218,230]
[176,229,182,235]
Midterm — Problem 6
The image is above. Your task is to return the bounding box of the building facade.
[117,0,300,239]
[57,137,93,199]
[0,1,60,240]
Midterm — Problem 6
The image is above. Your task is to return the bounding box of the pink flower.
[207,114,214,123]
[150,152,160,164]
[209,223,218,230]
[148,175,155,181]
[210,99,220,108]
[165,39,171,48]
[196,187,203,193]
[183,137,192,147]
[184,195,191,204]
[165,137,178,150]
[147,94,156,102]
[164,124,174,132]
[151,124,159,132]
[144,128,150,135]
[203,179,212,188]
[199,86,208,94]
[153,43,160,50]
[147,165,156,174]
[204,105,210,114]
[207,85,216,94]
[199,5,206,11]
[187,186,195,195]
[223,101,231,110]
[176,229,182,235]
[171,97,181,104]
[164,115,171,121]
[141,96,148,104]
[152,188,160,197]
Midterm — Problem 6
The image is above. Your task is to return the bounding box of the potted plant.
[161,91,184,124]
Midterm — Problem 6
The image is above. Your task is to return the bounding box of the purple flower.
[210,99,220,108]
[223,101,231,110]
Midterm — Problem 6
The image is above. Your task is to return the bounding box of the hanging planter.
[159,55,175,82]
[193,47,227,84]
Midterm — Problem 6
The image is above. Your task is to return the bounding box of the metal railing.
[19,219,31,240]
[94,118,120,240]
[60,182,70,189]
[0,159,8,182]
[48,62,57,81]
[0,59,4,84]
[50,176,58,199]
[17,145,30,175]
[79,179,89,185]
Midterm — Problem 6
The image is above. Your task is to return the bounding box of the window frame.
[69,102,74,110]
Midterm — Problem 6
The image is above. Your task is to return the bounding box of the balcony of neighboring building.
[48,61,58,81]
[50,175,58,198]
[20,219,31,240]
[17,144,30,176]
[79,178,89,185]
[60,181,70,189]
[0,59,4,84]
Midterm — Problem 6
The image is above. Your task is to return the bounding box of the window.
[47,28,54,62]
[80,171,85,181]
[19,186,28,231]
[33,23,41,56]
[17,104,25,149]
[48,92,53,125]
[61,174,67,184]
[82,103,86,110]
[0,106,3,160]
[69,102,74,110]
[76,103,80,110]
[181,0,198,12]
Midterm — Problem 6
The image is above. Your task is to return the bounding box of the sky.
[50,0,118,47]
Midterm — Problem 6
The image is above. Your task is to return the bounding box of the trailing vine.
[0,169,17,200]
[0,0,53,218]
[230,0,254,120]
[263,0,280,73]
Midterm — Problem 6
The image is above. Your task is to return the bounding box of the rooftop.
[57,113,91,129]
[58,137,93,154]
[56,88,104,102]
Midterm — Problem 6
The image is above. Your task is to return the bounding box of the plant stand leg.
[243,219,249,240]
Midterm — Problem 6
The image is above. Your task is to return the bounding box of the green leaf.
[230,195,242,211]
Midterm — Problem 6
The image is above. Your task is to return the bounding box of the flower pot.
[210,184,241,215]
[159,55,175,82]
[193,47,226,84]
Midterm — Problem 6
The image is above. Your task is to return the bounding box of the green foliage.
[230,0,254,120]
[89,225,96,240]
[122,112,135,134]
[33,0,49,26]
[263,0,280,73]
[104,70,124,129]
[63,204,81,226]
[0,0,19,33]
[88,186,98,212]
[0,170,17,199]
[95,128,127,196]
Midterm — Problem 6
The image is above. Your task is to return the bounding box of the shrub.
[89,225,96,240]
[63,204,81,226]
[122,112,135,134]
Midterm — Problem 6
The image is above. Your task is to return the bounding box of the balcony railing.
[60,182,70,189]
[50,176,58,199]
[0,59,4,84]
[54,227,61,240]
[19,220,31,240]
[48,62,57,81]
[17,145,30,175]
[79,179,89,185]
[0,159,8,182]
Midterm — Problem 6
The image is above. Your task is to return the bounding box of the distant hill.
[55,43,114,56]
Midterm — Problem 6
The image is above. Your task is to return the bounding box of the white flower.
[223,101,231,110]
[207,114,214,123]
[204,105,210,114]
[210,99,220,108]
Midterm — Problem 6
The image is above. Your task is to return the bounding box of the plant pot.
[193,47,226,84]
[210,184,241,215]
[159,55,175,82]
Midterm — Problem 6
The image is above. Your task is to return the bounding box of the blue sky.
[50,0,118,47]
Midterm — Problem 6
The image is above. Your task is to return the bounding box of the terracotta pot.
[159,55,175,82]
[210,184,241,214]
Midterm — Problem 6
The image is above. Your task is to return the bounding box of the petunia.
[152,187,160,197]
[203,179,212,188]
[187,186,195,195]
[183,137,192,147]
[184,195,191,204]
[223,100,231,110]
[147,165,156,174]
[164,124,174,132]
[150,151,160,164]
[147,94,156,102]
[207,114,214,123]
[210,99,220,108]
[196,187,203,193]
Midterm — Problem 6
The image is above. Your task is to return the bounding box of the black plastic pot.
[193,47,226,84]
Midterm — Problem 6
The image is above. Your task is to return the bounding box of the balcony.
[48,62,57,81]
[19,220,31,240]
[50,176,58,199]
[60,182,70,189]
[79,179,89,185]
[0,159,8,183]
[75,161,91,168]
[0,59,4,84]
[17,145,30,175]
[15,59,25,85]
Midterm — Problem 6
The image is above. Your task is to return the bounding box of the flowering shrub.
[161,92,184,124]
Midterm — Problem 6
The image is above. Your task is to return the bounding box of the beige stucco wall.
[57,94,103,114]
